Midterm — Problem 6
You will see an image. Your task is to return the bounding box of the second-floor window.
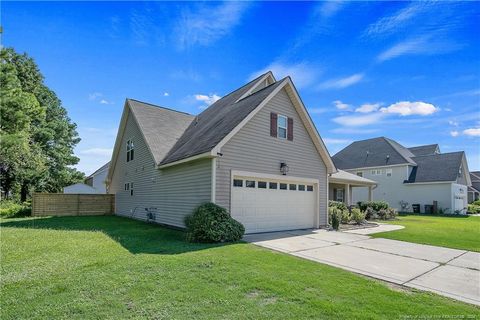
[278,115,288,139]
[126,139,134,162]
[371,169,382,176]
[270,112,293,140]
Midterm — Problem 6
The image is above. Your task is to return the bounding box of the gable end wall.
[215,88,328,225]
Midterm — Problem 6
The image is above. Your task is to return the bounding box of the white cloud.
[317,1,346,19]
[380,101,438,116]
[323,138,352,145]
[333,100,350,110]
[89,92,102,100]
[89,92,113,105]
[250,61,320,89]
[463,128,480,137]
[377,36,461,62]
[365,2,427,37]
[318,73,364,90]
[332,113,384,127]
[163,92,169,97]
[80,148,113,157]
[100,99,113,105]
[175,2,250,49]
[449,120,459,126]
[195,93,221,109]
[355,103,381,113]
[450,130,459,137]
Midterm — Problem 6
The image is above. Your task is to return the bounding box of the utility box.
[412,204,420,213]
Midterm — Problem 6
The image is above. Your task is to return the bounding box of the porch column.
[368,186,372,201]
[345,183,351,206]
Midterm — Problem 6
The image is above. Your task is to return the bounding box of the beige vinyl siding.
[109,111,211,228]
[215,88,328,225]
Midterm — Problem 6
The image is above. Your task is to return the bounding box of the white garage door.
[231,174,317,234]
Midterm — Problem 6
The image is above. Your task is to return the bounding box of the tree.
[0,48,84,201]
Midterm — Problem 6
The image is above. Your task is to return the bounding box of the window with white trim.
[125,182,133,196]
[277,115,287,139]
[335,188,344,202]
[371,169,382,176]
[386,169,392,177]
[126,139,134,162]
[356,171,363,177]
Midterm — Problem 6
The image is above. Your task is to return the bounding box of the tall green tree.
[0,48,84,201]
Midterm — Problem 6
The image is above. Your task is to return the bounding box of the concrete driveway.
[243,228,480,306]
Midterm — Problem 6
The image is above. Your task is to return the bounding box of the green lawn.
[1,216,478,319]
[373,214,480,252]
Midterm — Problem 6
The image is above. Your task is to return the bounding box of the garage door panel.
[231,176,316,233]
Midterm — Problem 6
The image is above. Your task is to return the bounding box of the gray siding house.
[107,72,336,233]
[468,171,480,203]
[332,137,472,214]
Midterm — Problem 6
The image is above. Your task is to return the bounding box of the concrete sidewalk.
[243,229,480,306]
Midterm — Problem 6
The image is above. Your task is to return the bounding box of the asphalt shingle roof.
[160,75,284,165]
[332,137,416,170]
[127,99,195,164]
[405,152,464,183]
[408,144,439,156]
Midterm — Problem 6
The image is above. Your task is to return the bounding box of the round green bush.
[351,208,365,224]
[184,202,245,243]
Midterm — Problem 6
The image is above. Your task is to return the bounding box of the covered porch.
[329,170,377,206]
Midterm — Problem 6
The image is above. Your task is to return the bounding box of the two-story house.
[332,137,471,214]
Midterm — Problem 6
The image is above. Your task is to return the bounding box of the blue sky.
[4,1,480,174]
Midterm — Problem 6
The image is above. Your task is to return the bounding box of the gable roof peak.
[126,98,192,116]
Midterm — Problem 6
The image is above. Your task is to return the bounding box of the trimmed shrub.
[472,200,480,206]
[467,204,480,214]
[0,201,31,218]
[364,207,377,220]
[351,208,365,224]
[386,208,398,219]
[377,209,388,220]
[329,207,340,230]
[358,201,389,213]
[184,202,244,243]
[340,209,350,224]
[329,200,347,211]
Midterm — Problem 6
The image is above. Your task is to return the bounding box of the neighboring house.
[469,171,480,203]
[332,137,471,214]
[63,162,109,194]
[63,183,99,194]
[85,162,109,193]
[107,72,340,233]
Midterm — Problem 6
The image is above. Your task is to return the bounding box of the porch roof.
[329,170,377,186]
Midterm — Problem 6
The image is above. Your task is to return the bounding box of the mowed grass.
[1,216,478,319]
[373,214,480,252]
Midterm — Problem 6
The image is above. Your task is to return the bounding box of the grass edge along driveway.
[372,214,480,252]
[1,215,479,319]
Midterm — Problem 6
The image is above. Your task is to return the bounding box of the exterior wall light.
[280,162,289,175]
